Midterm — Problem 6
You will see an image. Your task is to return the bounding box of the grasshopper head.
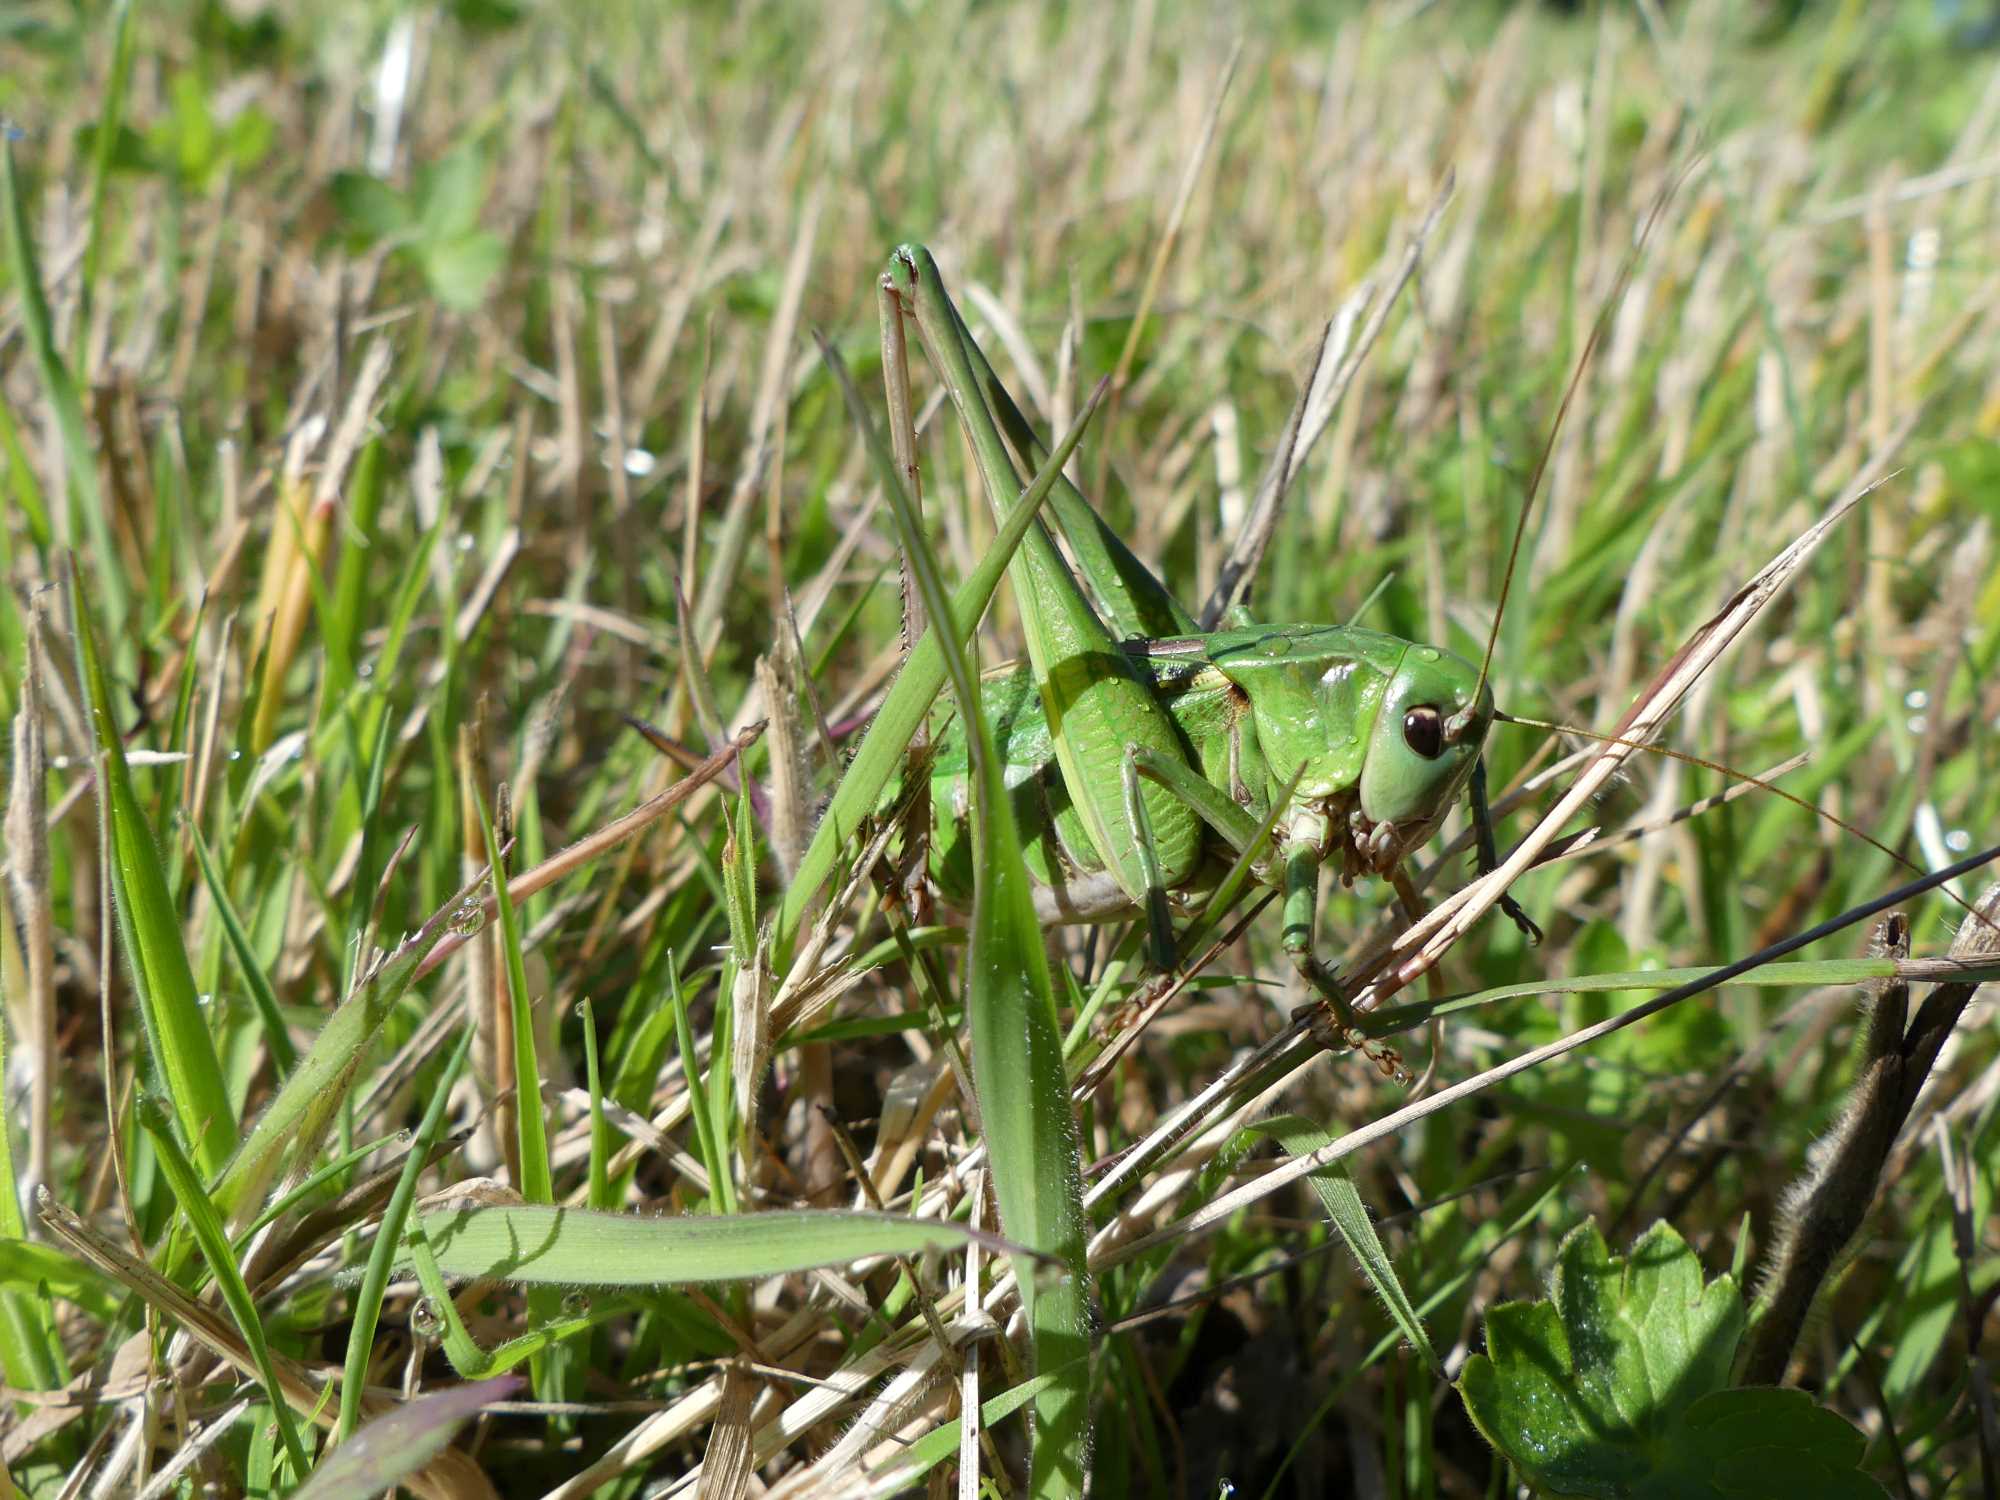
[1350,645,1493,872]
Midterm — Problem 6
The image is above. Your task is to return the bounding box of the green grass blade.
[2,144,128,636]
[774,364,1109,958]
[186,823,297,1077]
[581,999,611,1210]
[70,572,233,1176]
[401,1204,1012,1285]
[1254,1114,1441,1377]
[820,331,1092,1496]
[136,1096,311,1476]
[668,949,734,1214]
[474,785,552,1206]
[213,864,494,1220]
[337,1026,473,1440]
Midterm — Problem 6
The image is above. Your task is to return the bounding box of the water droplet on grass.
[410,1297,444,1340]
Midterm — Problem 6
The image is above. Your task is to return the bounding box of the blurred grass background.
[1,0,1997,1493]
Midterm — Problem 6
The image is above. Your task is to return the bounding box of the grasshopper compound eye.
[1402,706,1444,759]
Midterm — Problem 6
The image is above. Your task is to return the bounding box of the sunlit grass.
[0,1,1996,1494]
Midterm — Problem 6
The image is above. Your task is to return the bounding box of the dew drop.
[1947,828,1971,853]
[623,448,657,477]
[410,1297,444,1340]
[1905,688,1930,711]
[1908,715,1927,735]
[456,534,475,552]
[561,1292,591,1317]
[450,902,486,937]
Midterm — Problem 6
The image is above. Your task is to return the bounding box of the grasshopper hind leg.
[1121,744,1181,971]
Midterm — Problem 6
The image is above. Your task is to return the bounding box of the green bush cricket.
[766,244,1539,1081]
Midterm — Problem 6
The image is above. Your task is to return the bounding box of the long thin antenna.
[1494,710,2000,938]
[1471,153,1702,710]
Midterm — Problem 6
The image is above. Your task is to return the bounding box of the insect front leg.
[1471,758,1543,944]
[1280,833,1408,1082]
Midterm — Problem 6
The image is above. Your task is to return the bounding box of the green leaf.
[1458,1220,1887,1499]
[401,1205,1009,1286]
[415,143,488,240]
[329,171,410,243]
[416,232,504,310]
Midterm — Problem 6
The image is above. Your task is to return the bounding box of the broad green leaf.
[401,1205,1008,1286]
[328,171,411,243]
[1458,1221,1887,1499]
[417,232,505,311]
[415,143,488,241]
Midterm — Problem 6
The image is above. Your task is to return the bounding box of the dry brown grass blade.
[1200,170,1455,628]
[1099,844,2000,1277]
[34,1192,500,1500]
[1109,38,1243,399]
[1350,446,1908,1012]
[1091,451,1902,1215]
[4,625,54,1201]
[696,1360,758,1500]
[414,721,764,982]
